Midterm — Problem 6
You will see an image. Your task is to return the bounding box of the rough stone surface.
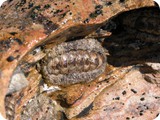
[0,0,157,119]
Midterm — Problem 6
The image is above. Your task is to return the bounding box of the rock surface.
[0,0,158,119]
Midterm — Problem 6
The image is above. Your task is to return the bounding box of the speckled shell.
[41,38,106,85]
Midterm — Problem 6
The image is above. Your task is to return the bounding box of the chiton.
[40,39,106,85]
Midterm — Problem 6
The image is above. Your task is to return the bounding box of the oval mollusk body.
[41,39,106,86]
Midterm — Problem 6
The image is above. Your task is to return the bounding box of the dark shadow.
[101,6,160,67]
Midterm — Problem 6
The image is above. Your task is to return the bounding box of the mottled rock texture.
[0,0,159,120]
